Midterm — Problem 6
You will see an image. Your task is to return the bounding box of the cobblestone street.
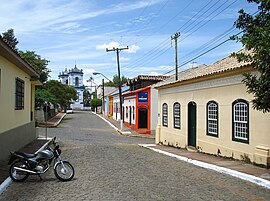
[1,111,269,201]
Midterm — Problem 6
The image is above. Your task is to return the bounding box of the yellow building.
[155,51,270,168]
[0,36,40,160]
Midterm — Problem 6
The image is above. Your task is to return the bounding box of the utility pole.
[106,46,129,129]
[171,32,180,81]
[102,78,104,115]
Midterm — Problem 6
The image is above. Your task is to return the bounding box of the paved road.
[1,111,269,201]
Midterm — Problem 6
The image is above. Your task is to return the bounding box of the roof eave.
[156,65,255,90]
[0,40,40,78]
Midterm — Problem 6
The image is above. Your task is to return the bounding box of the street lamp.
[93,72,112,83]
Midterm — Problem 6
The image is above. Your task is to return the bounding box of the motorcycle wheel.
[54,161,74,182]
[9,161,29,182]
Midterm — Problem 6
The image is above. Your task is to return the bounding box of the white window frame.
[173,102,181,129]
[162,103,168,127]
[207,101,218,137]
[232,99,249,143]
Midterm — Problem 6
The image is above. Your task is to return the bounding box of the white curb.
[139,144,270,189]
[93,113,119,131]
[0,177,11,195]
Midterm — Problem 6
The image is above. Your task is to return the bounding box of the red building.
[122,75,168,134]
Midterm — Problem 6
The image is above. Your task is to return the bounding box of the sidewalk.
[97,113,155,139]
[37,112,66,128]
[95,113,270,189]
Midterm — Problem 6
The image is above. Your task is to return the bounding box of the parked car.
[66,108,73,114]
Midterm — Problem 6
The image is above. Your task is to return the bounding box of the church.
[58,65,85,110]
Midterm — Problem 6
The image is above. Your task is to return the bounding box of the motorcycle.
[8,137,74,182]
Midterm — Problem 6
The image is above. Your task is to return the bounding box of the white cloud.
[126,45,140,53]
[96,41,120,51]
[112,56,130,62]
[96,42,139,53]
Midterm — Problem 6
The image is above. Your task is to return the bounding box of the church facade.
[59,65,85,110]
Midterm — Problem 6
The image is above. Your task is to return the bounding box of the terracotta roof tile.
[155,49,252,88]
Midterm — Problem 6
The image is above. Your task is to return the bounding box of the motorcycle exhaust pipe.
[14,167,37,174]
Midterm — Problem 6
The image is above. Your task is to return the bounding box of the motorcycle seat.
[14,151,37,158]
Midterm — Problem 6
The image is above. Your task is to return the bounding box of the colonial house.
[122,75,168,134]
[96,85,117,115]
[0,36,40,160]
[59,66,85,110]
[155,51,270,167]
[111,85,129,121]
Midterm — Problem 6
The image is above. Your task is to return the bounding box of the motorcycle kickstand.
[38,174,43,181]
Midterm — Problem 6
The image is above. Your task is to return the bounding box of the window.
[207,101,218,137]
[75,77,79,86]
[126,106,128,118]
[162,103,168,127]
[15,77,24,110]
[132,106,135,120]
[173,102,181,129]
[232,99,249,143]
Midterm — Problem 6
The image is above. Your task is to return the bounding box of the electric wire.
[162,30,244,75]
[125,0,237,72]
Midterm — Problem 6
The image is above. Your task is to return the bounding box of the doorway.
[138,108,148,128]
[188,102,197,147]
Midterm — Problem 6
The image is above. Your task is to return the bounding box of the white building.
[59,65,85,110]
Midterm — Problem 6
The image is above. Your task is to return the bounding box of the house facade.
[59,66,85,110]
[0,36,40,160]
[155,52,270,167]
[121,75,167,134]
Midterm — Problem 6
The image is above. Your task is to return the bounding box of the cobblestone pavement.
[1,111,269,201]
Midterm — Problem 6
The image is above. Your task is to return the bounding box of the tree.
[90,98,102,112]
[1,28,19,50]
[2,29,50,83]
[44,80,77,109]
[232,0,270,113]
[35,88,56,108]
[83,89,91,107]
[19,51,50,83]
[104,74,129,87]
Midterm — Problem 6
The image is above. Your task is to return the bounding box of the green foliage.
[35,88,56,107]
[83,89,91,106]
[232,0,270,113]
[104,74,129,87]
[36,80,77,109]
[19,51,50,83]
[90,98,102,108]
[1,28,18,50]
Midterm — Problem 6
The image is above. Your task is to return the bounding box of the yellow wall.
[157,73,270,166]
[0,55,33,133]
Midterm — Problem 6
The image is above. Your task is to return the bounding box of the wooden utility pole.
[106,46,128,124]
[102,78,104,115]
[171,32,180,81]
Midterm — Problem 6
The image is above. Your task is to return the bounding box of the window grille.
[207,101,218,136]
[162,103,168,127]
[15,78,24,110]
[173,102,181,129]
[233,100,249,142]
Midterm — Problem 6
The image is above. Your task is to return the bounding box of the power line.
[123,0,241,77]
[125,0,234,71]
[163,30,243,75]
[178,0,238,42]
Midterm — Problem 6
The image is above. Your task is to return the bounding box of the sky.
[0,0,258,86]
